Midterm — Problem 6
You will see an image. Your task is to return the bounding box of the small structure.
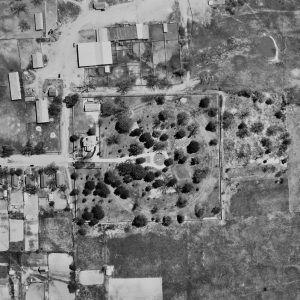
[104,265,114,276]
[84,101,101,112]
[11,175,19,189]
[97,28,109,42]
[32,52,43,69]
[48,87,58,97]
[104,66,110,73]
[35,99,49,123]
[93,0,108,10]
[108,24,149,41]
[208,0,225,5]
[40,173,49,189]
[8,72,21,101]
[34,12,44,31]
[77,42,113,67]
[56,171,64,187]
[82,136,98,152]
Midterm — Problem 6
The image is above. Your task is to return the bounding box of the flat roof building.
[32,52,43,69]
[108,24,149,41]
[34,12,44,31]
[48,87,58,97]
[84,101,101,112]
[149,23,178,41]
[93,0,108,10]
[8,72,21,101]
[77,42,113,67]
[56,171,64,187]
[35,99,49,123]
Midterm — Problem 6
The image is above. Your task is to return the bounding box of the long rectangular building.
[8,72,21,101]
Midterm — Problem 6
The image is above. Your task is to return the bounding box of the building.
[32,52,43,69]
[35,99,49,123]
[149,23,178,41]
[11,175,19,188]
[82,136,98,152]
[77,42,113,67]
[8,72,21,101]
[84,101,101,112]
[34,12,44,31]
[97,28,109,42]
[55,171,64,187]
[93,0,108,10]
[108,24,149,41]
[208,0,225,5]
[48,87,58,97]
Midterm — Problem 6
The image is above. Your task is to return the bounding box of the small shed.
[93,0,108,10]
[84,102,101,112]
[8,72,21,101]
[55,171,64,187]
[34,12,44,31]
[35,99,49,123]
[32,52,44,69]
[48,87,58,97]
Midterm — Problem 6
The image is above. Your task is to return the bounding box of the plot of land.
[24,219,39,252]
[25,283,45,300]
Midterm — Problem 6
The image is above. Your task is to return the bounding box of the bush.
[114,185,130,199]
[128,143,144,156]
[91,205,105,220]
[116,76,135,94]
[199,97,210,108]
[139,132,152,143]
[24,184,37,195]
[176,195,188,208]
[205,121,217,132]
[132,215,148,227]
[76,218,85,226]
[78,228,87,236]
[177,214,185,224]
[162,216,172,226]
[136,157,146,164]
[222,111,234,130]
[115,115,133,134]
[175,129,186,139]
[211,206,221,215]
[158,110,169,122]
[250,122,264,134]
[260,138,272,149]
[106,134,120,146]
[164,158,174,167]
[34,141,46,155]
[48,102,61,117]
[94,181,110,198]
[167,178,177,187]
[70,135,79,142]
[130,128,143,137]
[160,133,169,141]
[152,179,164,188]
[71,172,79,180]
[144,172,155,182]
[64,93,79,108]
[181,183,193,193]
[187,141,200,154]
[87,127,96,136]
[207,107,218,117]
[187,123,199,137]
[84,180,95,191]
[275,111,284,119]
[193,168,209,184]
[177,112,189,126]
[70,189,79,196]
[236,128,249,138]
[144,138,155,149]
[155,95,165,105]
[209,139,218,146]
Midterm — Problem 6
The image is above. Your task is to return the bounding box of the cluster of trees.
[115,115,133,134]
[225,0,246,15]
[64,93,79,108]
[21,141,46,156]
[115,76,136,94]
[1,145,15,158]
[78,205,105,227]
[48,96,62,118]
[24,184,37,195]
[144,74,171,90]
[101,97,129,117]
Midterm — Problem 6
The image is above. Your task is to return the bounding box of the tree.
[164,158,174,167]
[157,78,171,89]
[131,165,146,180]
[85,180,95,191]
[193,168,209,184]
[144,171,155,182]
[139,132,152,143]
[205,121,217,132]
[132,214,147,227]
[199,97,210,108]
[64,93,79,108]
[58,185,67,192]
[114,185,130,199]
[115,115,133,134]
[207,107,218,117]
[175,129,186,139]
[144,138,155,149]
[21,141,34,156]
[104,170,122,188]
[222,111,234,130]
[177,112,189,126]
[31,0,43,6]
[177,214,185,224]
[48,102,61,117]
[19,19,30,32]
[187,141,200,154]
[130,128,143,137]
[209,139,218,146]
[82,210,92,221]
[153,142,167,151]
[74,160,85,169]
[11,3,27,15]
[250,122,264,134]
[34,142,45,155]
[136,157,146,164]
[128,143,144,156]
[15,168,23,176]
[24,184,37,195]
[162,216,172,226]
[89,218,99,226]
[116,76,135,94]
[2,145,14,158]
[195,205,204,218]
[152,179,164,188]
[187,123,199,137]
[176,195,188,208]
[91,205,105,220]
[155,95,165,105]
[44,163,58,175]
[106,134,120,146]
[181,183,193,193]
[158,110,169,122]
[94,181,110,198]
[78,228,87,236]
[87,127,96,136]
[167,177,177,187]
[160,133,169,141]
[71,172,79,180]
[70,189,79,196]
[145,74,159,89]
[76,218,85,226]
[211,206,221,215]
[70,135,79,143]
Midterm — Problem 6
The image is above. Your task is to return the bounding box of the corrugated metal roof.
[32,52,43,69]
[36,99,49,123]
[34,12,43,31]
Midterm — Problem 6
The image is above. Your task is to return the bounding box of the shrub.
[84,180,95,191]
[70,135,79,142]
[2,145,14,158]
[260,137,272,149]
[94,181,110,198]
[187,141,200,154]
[115,115,133,134]
[209,139,218,146]
[167,178,177,187]
[144,172,155,182]
[222,111,234,130]
[177,214,185,224]
[128,143,144,156]
[139,132,152,143]
[177,112,189,126]
[130,128,143,137]
[162,216,172,226]
[160,133,169,141]
[181,183,193,193]
[199,97,210,108]
[136,157,146,164]
[211,206,221,215]
[82,210,92,221]
[164,158,174,167]
[158,110,169,122]
[91,205,105,220]
[187,123,199,137]
[34,142,46,155]
[195,205,205,218]
[176,195,188,208]
[152,179,165,188]
[132,215,148,227]
[78,228,87,236]
[250,122,264,134]
[207,107,218,117]
[236,128,249,138]
[153,142,167,151]
[193,168,209,184]
[155,95,165,105]
[44,163,58,175]
[175,129,186,139]
[106,134,120,146]
[205,121,217,132]
[145,74,159,89]
[24,184,37,195]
